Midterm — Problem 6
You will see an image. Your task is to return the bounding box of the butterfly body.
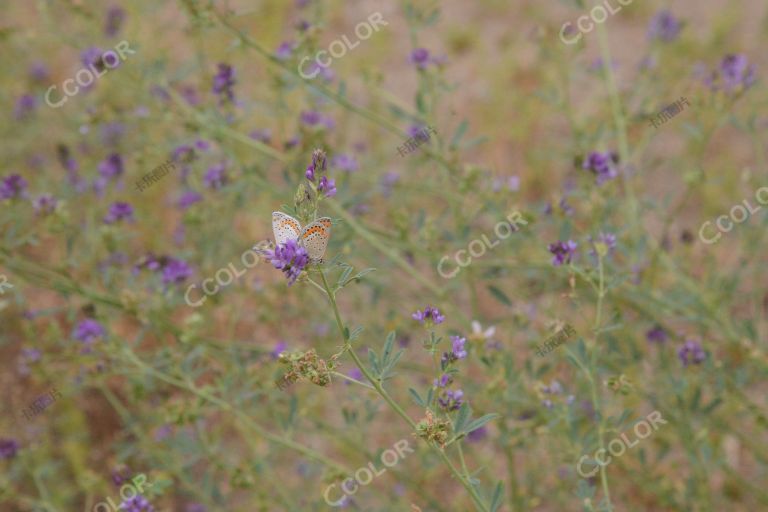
[271,212,331,263]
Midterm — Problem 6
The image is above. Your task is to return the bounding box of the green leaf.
[416,91,427,115]
[489,482,503,512]
[381,331,396,365]
[454,402,472,433]
[409,388,425,407]
[451,120,469,148]
[350,268,376,283]
[368,349,380,377]
[348,326,364,341]
[464,413,500,435]
[487,285,512,306]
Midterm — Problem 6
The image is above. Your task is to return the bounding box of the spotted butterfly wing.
[300,217,331,262]
[272,211,302,246]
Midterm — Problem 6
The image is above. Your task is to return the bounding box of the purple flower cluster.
[268,240,309,286]
[177,190,203,209]
[412,305,445,326]
[95,153,124,194]
[161,258,193,285]
[14,94,36,120]
[548,240,577,266]
[73,319,106,346]
[275,41,295,60]
[133,254,193,285]
[212,63,236,103]
[410,48,444,70]
[0,438,19,459]
[104,6,126,37]
[678,339,706,366]
[203,163,228,189]
[332,153,358,173]
[104,201,134,224]
[300,110,335,130]
[118,495,155,512]
[32,194,57,216]
[438,389,464,411]
[589,232,617,258]
[0,174,28,200]
[582,151,619,185]
[707,54,757,92]
[647,10,681,42]
[305,149,337,197]
[646,325,667,343]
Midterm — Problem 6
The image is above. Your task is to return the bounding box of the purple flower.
[285,136,301,149]
[646,325,667,343]
[438,389,464,411]
[118,495,155,512]
[177,190,203,209]
[180,85,200,105]
[29,62,49,82]
[14,94,36,120]
[104,6,126,37]
[101,122,125,146]
[0,174,28,200]
[678,339,707,366]
[715,54,757,92]
[267,240,309,286]
[346,368,364,384]
[434,374,453,388]
[81,47,105,70]
[303,61,335,81]
[317,176,336,197]
[300,110,323,126]
[32,194,58,216]
[111,467,133,487]
[410,48,430,69]
[212,63,236,102]
[0,439,19,459]
[203,164,228,189]
[21,348,42,363]
[104,201,134,224]
[172,144,196,163]
[332,154,358,173]
[305,149,327,182]
[161,258,192,285]
[98,153,124,179]
[271,341,287,360]
[275,41,295,60]
[412,306,445,325]
[589,232,617,257]
[647,11,681,42]
[583,151,619,185]
[451,336,468,360]
[249,129,272,144]
[380,171,400,197]
[548,240,577,266]
[467,426,487,442]
[74,319,106,343]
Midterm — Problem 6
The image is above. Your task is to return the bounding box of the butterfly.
[272,211,332,262]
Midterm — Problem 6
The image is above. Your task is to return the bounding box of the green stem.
[318,269,490,511]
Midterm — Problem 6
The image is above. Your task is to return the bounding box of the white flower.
[470,321,496,342]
